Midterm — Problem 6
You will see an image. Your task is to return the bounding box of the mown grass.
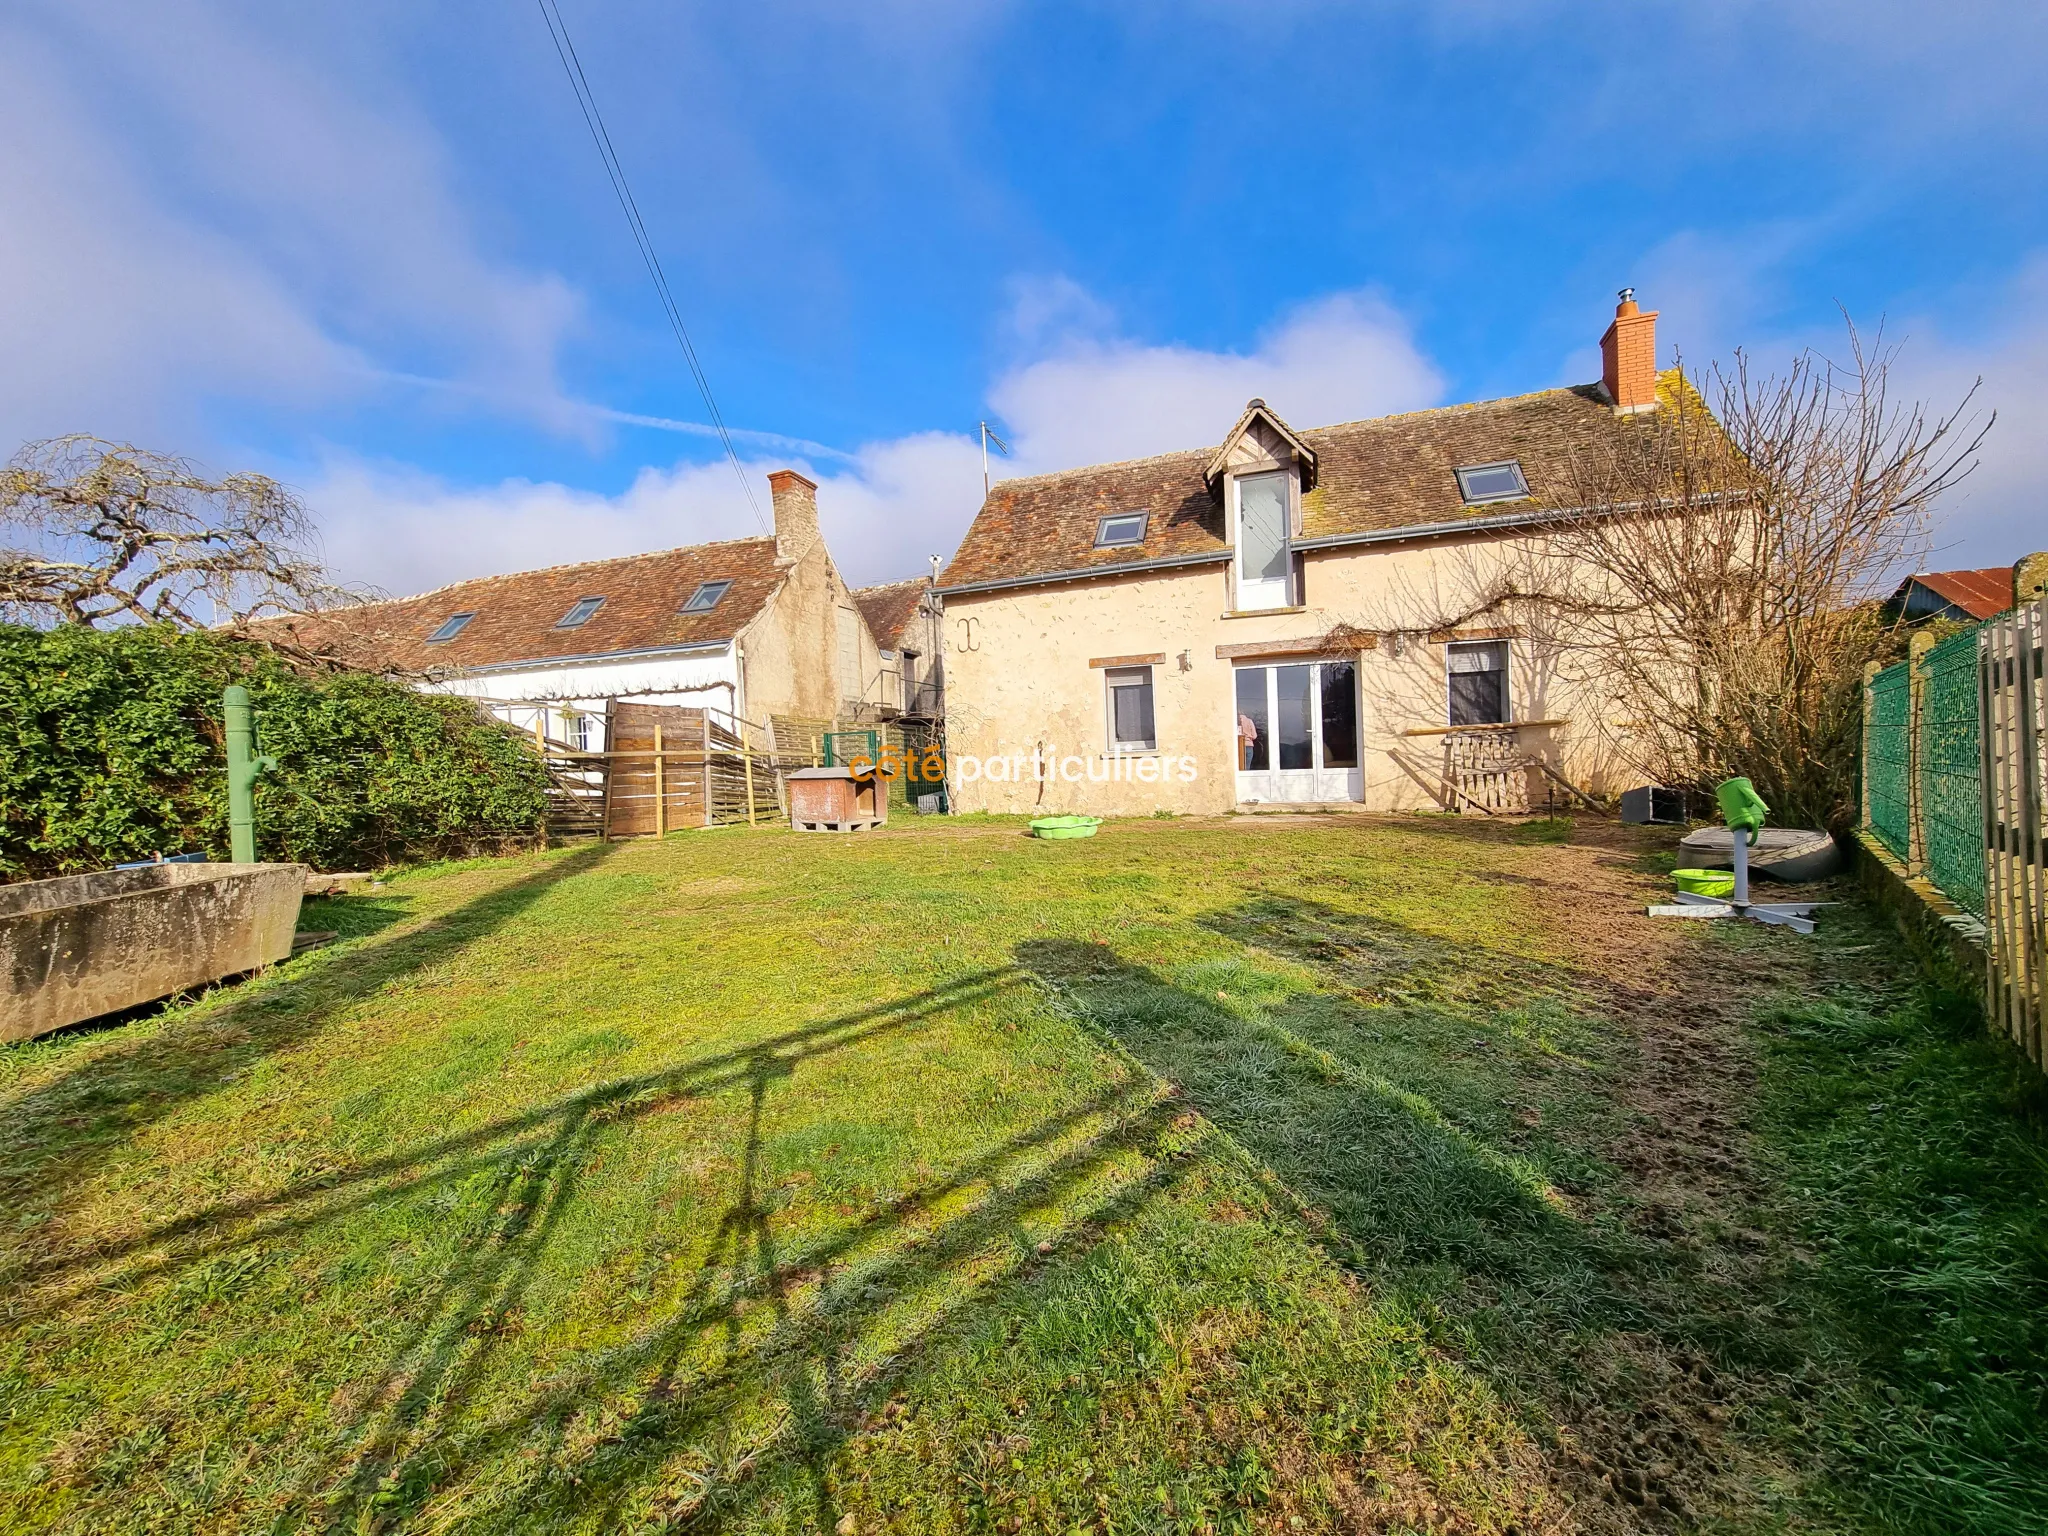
[1747,975,2048,1535]
[0,817,2041,1534]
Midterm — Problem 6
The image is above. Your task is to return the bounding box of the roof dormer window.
[555,596,606,629]
[1454,460,1530,505]
[680,580,731,613]
[425,612,475,643]
[1094,512,1148,549]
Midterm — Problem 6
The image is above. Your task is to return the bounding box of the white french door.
[1232,660,1362,804]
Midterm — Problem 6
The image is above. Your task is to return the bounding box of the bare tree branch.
[0,436,370,640]
[1333,319,1991,829]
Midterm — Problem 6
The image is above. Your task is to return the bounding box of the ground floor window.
[1447,639,1509,726]
[1105,665,1156,751]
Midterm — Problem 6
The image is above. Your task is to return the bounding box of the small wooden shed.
[787,767,885,832]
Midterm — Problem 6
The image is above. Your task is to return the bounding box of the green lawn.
[1,816,2043,1534]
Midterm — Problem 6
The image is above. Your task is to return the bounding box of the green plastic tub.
[1029,815,1103,840]
[1672,867,1736,898]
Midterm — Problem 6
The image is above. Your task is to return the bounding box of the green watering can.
[1715,776,1768,847]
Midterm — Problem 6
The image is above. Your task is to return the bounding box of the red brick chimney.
[1599,288,1660,414]
[767,469,819,560]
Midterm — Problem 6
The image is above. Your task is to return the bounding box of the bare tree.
[1345,322,1989,830]
[0,435,357,631]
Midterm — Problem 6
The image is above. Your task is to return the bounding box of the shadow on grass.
[251,975,1192,1532]
[4,940,1191,1533]
[0,843,616,1229]
[1015,930,1621,1299]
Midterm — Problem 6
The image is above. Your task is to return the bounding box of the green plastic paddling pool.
[1029,815,1103,839]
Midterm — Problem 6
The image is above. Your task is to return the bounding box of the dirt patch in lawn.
[1471,819,1823,1529]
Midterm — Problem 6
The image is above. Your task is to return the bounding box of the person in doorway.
[1238,712,1259,770]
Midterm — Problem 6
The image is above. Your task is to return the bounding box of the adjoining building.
[262,469,883,750]
[935,292,1683,816]
[851,576,944,719]
[1888,567,2016,625]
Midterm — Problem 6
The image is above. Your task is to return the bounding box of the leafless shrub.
[1548,324,1985,828]
[1347,321,1989,830]
[0,436,364,634]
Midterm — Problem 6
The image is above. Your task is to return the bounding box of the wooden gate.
[1980,594,2047,1066]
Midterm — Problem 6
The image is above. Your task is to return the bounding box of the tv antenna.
[978,421,1010,497]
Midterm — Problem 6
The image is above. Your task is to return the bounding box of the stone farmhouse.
[263,469,885,748]
[935,292,1675,816]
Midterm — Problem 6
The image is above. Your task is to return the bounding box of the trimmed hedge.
[0,624,548,880]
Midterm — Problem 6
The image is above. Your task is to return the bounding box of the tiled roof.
[851,579,928,650]
[258,539,784,674]
[940,380,1666,590]
[1902,567,2011,622]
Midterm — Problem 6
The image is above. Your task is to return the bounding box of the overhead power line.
[534,0,770,535]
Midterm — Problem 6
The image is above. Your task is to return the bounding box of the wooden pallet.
[792,817,886,834]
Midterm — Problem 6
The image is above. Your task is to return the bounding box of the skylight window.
[680,580,731,614]
[1095,512,1149,548]
[555,596,606,629]
[425,612,475,643]
[1454,461,1530,505]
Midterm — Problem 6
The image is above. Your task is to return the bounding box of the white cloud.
[0,0,580,449]
[309,457,767,600]
[0,27,358,443]
[307,435,985,597]
[1890,256,2048,568]
[307,431,985,596]
[304,284,1447,596]
[990,288,1444,472]
[812,433,990,586]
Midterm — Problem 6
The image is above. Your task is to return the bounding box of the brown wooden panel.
[605,702,708,837]
[1214,635,1378,661]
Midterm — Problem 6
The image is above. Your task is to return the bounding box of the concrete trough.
[2,862,305,1042]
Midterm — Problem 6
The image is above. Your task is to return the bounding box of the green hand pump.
[223,685,277,864]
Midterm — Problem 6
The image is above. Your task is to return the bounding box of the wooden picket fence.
[1979,594,2048,1067]
[530,703,814,839]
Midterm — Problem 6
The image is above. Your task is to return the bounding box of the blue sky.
[3,0,2043,594]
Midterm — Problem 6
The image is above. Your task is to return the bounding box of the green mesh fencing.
[1918,627,1986,915]
[1866,660,1911,860]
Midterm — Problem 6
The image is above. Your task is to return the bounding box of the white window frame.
[1104,665,1157,752]
[1445,638,1512,727]
[1229,468,1295,612]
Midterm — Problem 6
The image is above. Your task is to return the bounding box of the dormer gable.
[1203,398,1319,498]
